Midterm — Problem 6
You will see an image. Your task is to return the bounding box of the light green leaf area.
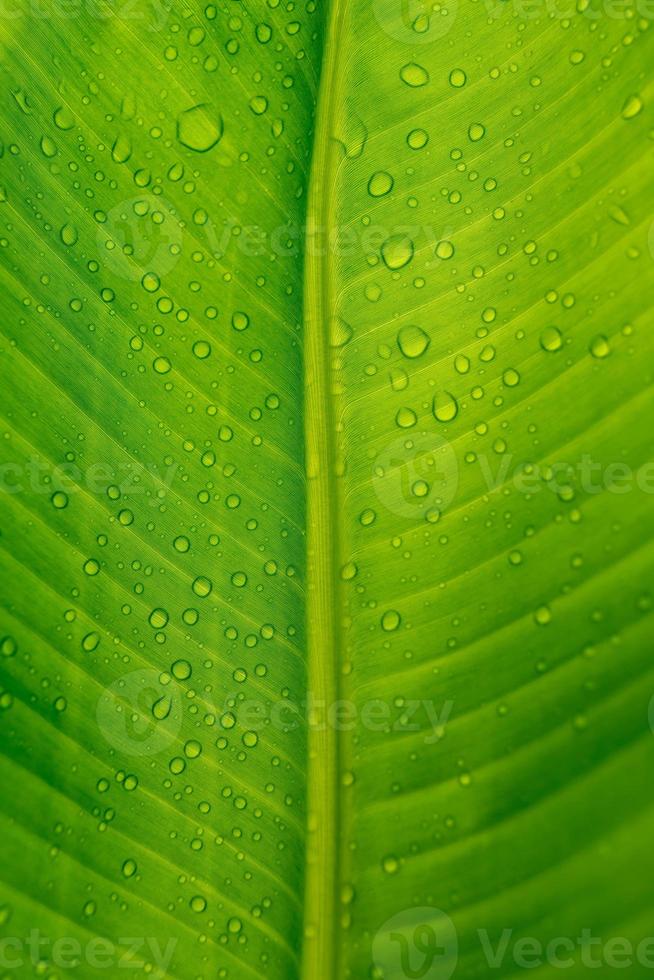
[1,0,653,977]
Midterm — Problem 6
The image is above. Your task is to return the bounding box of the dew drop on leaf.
[171,659,192,680]
[400,63,429,87]
[122,859,137,878]
[432,391,459,423]
[82,632,100,653]
[589,335,610,359]
[397,324,430,358]
[381,610,401,632]
[153,356,171,375]
[621,94,643,119]
[53,106,74,130]
[192,340,211,359]
[540,326,563,352]
[435,240,455,260]
[407,128,429,149]
[368,171,394,197]
[534,605,552,626]
[396,407,417,428]
[149,608,169,629]
[381,235,414,270]
[176,104,223,152]
[60,224,78,247]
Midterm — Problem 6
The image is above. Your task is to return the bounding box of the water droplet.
[153,356,171,375]
[407,128,429,150]
[1,637,17,658]
[192,576,212,598]
[149,608,169,629]
[397,324,430,358]
[152,695,172,721]
[432,391,459,423]
[381,235,414,270]
[449,68,467,88]
[122,859,137,878]
[534,605,552,626]
[468,122,485,142]
[396,407,417,428]
[141,271,160,293]
[177,104,223,152]
[329,316,353,348]
[589,334,610,359]
[435,240,455,260]
[232,311,249,331]
[381,610,401,632]
[540,326,563,352]
[249,95,268,115]
[171,659,192,680]
[60,224,78,247]
[53,106,74,130]
[368,171,394,197]
[622,94,643,119]
[41,135,57,157]
[192,340,211,359]
[400,63,429,88]
[184,739,202,759]
[382,855,399,874]
[82,632,100,653]
[112,134,132,163]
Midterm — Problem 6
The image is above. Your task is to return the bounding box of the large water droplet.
[177,104,223,152]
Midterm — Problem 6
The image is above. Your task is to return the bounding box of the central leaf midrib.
[300,0,351,977]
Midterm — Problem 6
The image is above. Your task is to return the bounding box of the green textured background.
[1,0,653,977]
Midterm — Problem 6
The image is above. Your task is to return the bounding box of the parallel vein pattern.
[0,1,322,977]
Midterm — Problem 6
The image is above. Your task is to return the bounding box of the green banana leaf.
[1,0,653,976]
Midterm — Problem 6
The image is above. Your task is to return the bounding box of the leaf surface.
[1,0,654,978]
